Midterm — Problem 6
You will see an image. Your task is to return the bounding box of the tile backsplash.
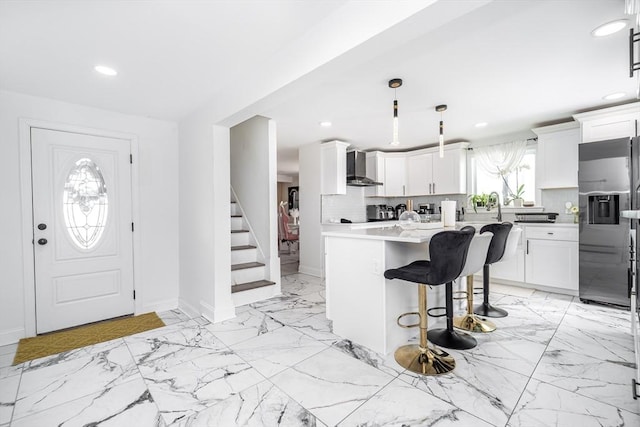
[321,187,578,224]
[321,188,468,223]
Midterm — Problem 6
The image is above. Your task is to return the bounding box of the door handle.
[429,183,432,194]
[37,238,48,245]
[432,183,435,194]
[526,239,529,254]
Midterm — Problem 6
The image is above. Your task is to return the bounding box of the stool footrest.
[397,312,420,328]
[426,306,446,318]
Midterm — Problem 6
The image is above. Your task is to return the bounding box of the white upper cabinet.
[320,140,349,195]
[574,102,640,143]
[432,147,466,195]
[406,153,431,195]
[406,144,467,196]
[383,154,407,197]
[533,122,579,189]
[365,143,467,197]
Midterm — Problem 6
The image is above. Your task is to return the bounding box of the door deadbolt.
[37,238,48,245]
[37,223,47,230]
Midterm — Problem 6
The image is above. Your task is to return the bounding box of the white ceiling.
[1,0,636,177]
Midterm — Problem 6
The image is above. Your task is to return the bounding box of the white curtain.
[474,140,528,177]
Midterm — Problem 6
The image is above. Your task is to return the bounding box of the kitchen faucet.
[487,191,502,222]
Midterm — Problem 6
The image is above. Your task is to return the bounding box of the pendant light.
[436,104,447,158]
[389,78,402,146]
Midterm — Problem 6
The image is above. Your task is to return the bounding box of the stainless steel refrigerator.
[578,137,640,308]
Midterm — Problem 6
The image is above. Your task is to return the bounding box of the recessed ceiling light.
[94,65,117,76]
[319,121,332,127]
[591,19,628,37]
[603,92,626,100]
[474,122,488,128]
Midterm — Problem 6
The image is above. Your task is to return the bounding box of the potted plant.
[468,193,489,213]
[505,184,525,207]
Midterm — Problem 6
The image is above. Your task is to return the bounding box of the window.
[471,143,536,205]
[63,158,109,249]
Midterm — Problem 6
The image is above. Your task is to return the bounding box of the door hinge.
[130,154,133,164]
[131,222,134,232]
[133,290,136,300]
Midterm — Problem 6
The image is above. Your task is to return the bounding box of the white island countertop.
[322,224,449,243]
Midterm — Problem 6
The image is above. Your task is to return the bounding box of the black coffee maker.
[395,203,407,218]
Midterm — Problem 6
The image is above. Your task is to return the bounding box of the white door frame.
[18,118,141,337]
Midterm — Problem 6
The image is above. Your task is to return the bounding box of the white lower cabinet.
[524,225,578,292]
[481,224,579,294]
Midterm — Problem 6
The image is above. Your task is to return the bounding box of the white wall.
[0,90,179,345]
[230,116,281,287]
[178,111,235,322]
[298,142,323,277]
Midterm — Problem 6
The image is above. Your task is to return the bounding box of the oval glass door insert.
[63,158,108,249]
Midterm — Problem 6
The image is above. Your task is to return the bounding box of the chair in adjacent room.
[384,227,474,375]
[429,229,494,348]
[452,231,496,333]
[473,222,514,318]
[278,204,299,253]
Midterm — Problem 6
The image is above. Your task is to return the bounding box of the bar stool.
[451,232,496,333]
[384,227,474,375]
[474,222,513,318]
[428,226,482,350]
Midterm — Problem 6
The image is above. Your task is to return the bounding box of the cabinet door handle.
[403,185,405,196]
[429,183,432,194]
[547,232,554,235]
[433,183,436,194]
[526,239,529,254]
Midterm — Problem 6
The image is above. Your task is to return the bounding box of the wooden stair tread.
[231,280,276,293]
[231,229,249,233]
[231,214,242,218]
[231,245,256,251]
[231,261,265,271]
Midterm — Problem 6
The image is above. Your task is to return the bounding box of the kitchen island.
[323,224,452,355]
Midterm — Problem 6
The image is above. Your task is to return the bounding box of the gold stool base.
[453,314,496,333]
[394,344,456,375]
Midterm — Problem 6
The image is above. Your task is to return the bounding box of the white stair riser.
[232,266,265,284]
[230,203,238,216]
[231,248,257,264]
[232,285,278,307]
[231,232,250,246]
[231,217,243,230]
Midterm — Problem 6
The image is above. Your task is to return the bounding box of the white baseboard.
[298,264,322,277]
[200,300,236,324]
[0,327,25,346]
[178,298,200,319]
[141,298,179,315]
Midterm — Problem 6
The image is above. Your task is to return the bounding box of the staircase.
[230,200,277,306]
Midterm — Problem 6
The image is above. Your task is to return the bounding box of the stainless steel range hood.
[346,150,382,187]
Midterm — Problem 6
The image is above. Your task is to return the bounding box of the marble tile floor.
[1,274,639,426]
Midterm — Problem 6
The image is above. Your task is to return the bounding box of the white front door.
[31,127,134,334]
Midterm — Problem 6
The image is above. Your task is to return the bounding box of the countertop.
[322,221,577,243]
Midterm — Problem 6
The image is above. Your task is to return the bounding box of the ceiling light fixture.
[94,65,117,76]
[389,78,402,146]
[591,19,628,37]
[475,122,488,128]
[319,121,332,127]
[603,92,626,100]
[436,104,447,158]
